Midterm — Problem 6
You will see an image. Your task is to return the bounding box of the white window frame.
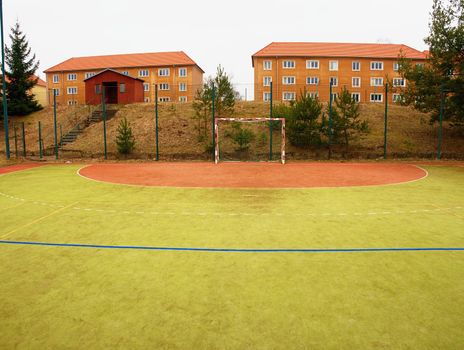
[370,61,384,71]
[352,77,361,88]
[330,93,338,101]
[329,60,339,71]
[143,83,150,92]
[53,74,59,83]
[309,92,319,99]
[263,92,271,102]
[370,93,384,103]
[352,61,361,71]
[282,76,295,85]
[393,78,406,87]
[306,76,319,85]
[67,100,78,106]
[282,60,295,69]
[263,60,272,70]
[282,92,296,101]
[330,77,338,87]
[52,88,60,96]
[179,96,187,102]
[159,97,171,102]
[159,83,170,91]
[121,71,129,76]
[144,97,150,103]
[393,94,404,103]
[263,76,272,86]
[306,60,320,69]
[85,72,95,79]
[351,92,360,102]
[158,68,170,77]
[178,68,187,77]
[67,87,77,95]
[393,62,399,71]
[139,69,149,77]
[67,73,77,81]
[179,83,187,91]
[370,77,384,87]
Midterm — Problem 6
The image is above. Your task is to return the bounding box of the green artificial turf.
[0,164,463,349]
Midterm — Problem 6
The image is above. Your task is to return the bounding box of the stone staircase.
[59,108,118,148]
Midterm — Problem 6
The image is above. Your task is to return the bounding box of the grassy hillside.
[1,101,463,160]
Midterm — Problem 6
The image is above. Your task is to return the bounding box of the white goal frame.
[214,117,286,164]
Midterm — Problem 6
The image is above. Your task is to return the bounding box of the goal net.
[214,117,286,164]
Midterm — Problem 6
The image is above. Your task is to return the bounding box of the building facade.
[44,51,204,106]
[252,42,428,103]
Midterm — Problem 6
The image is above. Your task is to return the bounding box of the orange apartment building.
[44,51,204,105]
[252,42,428,103]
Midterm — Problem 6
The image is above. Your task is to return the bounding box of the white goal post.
[214,117,286,164]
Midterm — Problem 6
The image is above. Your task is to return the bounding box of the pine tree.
[116,117,135,155]
[3,21,42,116]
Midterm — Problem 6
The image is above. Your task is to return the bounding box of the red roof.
[44,51,204,73]
[35,76,46,87]
[252,42,428,64]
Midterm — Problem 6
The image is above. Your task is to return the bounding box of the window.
[351,93,360,102]
[85,72,95,79]
[144,97,150,103]
[283,92,296,101]
[120,83,126,93]
[309,92,319,99]
[282,76,295,85]
[282,60,295,69]
[159,97,171,102]
[53,74,59,83]
[329,60,339,71]
[393,94,404,103]
[370,93,383,103]
[263,76,272,86]
[139,69,149,77]
[158,68,170,76]
[306,60,319,69]
[67,87,77,95]
[330,93,338,101]
[393,78,406,87]
[67,100,78,106]
[263,92,271,102]
[67,73,77,81]
[370,61,384,70]
[179,96,187,102]
[179,68,187,77]
[121,71,129,76]
[306,76,319,85]
[370,77,384,87]
[352,61,361,71]
[52,88,60,96]
[95,85,101,94]
[393,62,399,71]
[263,60,272,70]
[159,83,170,90]
[143,83,150,92]
[179,83,187,91]
[416,63,425,68]
[352,77,361,87]
[330,77,338,87]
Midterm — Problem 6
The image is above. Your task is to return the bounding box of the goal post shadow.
[214,117,286,164]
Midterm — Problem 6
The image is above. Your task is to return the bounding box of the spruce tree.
[116,117,135,155]
[4,21,42,116]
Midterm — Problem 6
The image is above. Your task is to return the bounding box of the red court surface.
[0,163,43,175]
[78,162,428,188]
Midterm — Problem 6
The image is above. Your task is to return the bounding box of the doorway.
[103,82,118,104]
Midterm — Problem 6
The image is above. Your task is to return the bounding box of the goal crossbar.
[214,117,286,164]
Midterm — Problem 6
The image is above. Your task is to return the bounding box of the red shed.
[84,69,144,105]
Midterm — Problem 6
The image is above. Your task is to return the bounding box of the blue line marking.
[0,240,463,253]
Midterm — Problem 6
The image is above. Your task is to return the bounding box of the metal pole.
[211,84,215,162]
[155,84,159,161]
[0,0,10,159]
[438,87,444,160]
[13,124,17,158]
[38,121,42,159]
[328,81,333,159]
[102,87,107,160]
[269,81,273,161]
[59,123,63,145]
[21,122,26,157]
[384,83,388,159]
[53,92,58,159]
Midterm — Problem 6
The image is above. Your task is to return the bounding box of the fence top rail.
[215,117,285,122]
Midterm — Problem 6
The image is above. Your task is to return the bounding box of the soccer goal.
[214,117,286,164]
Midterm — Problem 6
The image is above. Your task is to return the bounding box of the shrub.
[115,117,135,154]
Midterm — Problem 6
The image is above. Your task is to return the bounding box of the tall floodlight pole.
[1,0,10,159]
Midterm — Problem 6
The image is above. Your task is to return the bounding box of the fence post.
[102,87,107,160]
[269,81,273,161]
[53,92,58,159]
[21,122,26,157]
[438,86,444,160]
[155,84,159,161]
[328,81,333,159]
[38,121,42,159]
[59,123,63,145]
[384,83,389,159]
[1,0,10,160]
[211,83,215,162]
[13,124,18,158]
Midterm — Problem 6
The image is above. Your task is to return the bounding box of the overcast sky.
[5,0,433,97]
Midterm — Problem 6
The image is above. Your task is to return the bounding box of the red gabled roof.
[35,75,46,87]
[44,51,204,73]
[83,69,145,82]
[252,42,428,65]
